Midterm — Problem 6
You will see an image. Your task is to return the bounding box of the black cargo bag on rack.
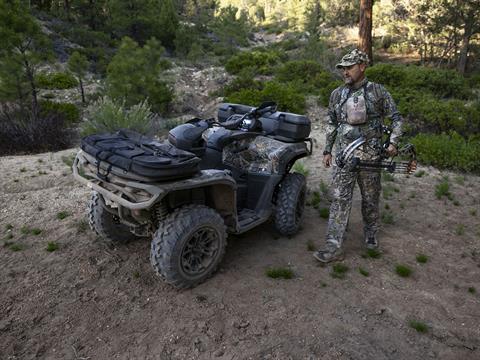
[81,129,201,181]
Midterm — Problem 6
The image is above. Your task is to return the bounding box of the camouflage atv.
[73,102,312,288]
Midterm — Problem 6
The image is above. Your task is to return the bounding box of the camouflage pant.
[326,167,381,248]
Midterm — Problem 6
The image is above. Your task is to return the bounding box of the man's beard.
[344,76,353,85]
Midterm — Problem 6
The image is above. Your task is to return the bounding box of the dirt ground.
[1,71,480,359]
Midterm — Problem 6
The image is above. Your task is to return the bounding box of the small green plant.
[399,202,405,209]
[366,248,382,259]
[21,226,30,235]
[4,233,14,240]
[61,154,76,168]
[384,203,390,210]
[306,240,316,251]
[38,170,48,175]
[416,254,428,263]
[435,180,451,199]
[414,170,425,177]
[453,200,460,206]
[318,207,330,219]
[469,209,477,216]
[409,191,416,199]
[56,211,70,220]
[455,176,465,185]
[395,264,412,277]
[266,267,294,279]
[307,191,321,209]
[76,219,88,233]
[382,172,395,182]
[330,263,349,279]
[31,228,42,236]
[46,242,59,252]
[20,167,27,173]
[133,271,141,279]
[37,71,78,89]
[358,267,370,277]
[9,243,24,251]
[468,287,476,294]
[409,320,428,333]
[455,224,465,236]
[381,211,395,224]
[293,161,309,177]
[382,184,396,200]
[5,224,13,231]
[319,179,329,196]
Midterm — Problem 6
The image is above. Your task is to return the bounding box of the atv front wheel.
[150,205,227,289]
[88,191,137,243]
[274,172,307,236]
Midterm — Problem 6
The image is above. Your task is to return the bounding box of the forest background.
[1,0,480,172]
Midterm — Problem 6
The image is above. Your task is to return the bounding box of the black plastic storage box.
[218,103,255,122]
[217,103,311,142]
[259,111,310,142]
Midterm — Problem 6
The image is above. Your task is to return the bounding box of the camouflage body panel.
[223,136,305,174]
[326,167,381,248]
[325,78,403,156]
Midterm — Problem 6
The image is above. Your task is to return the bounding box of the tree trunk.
[79,78,85,104]
[457,31,470,74]
[23,57,38,121]
[358,0,373,65]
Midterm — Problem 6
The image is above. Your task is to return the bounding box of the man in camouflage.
[313,49,403,263]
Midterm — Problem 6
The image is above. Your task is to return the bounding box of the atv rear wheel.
[274,172,307,236]
[88,191,137,243]
[150,205,227,289]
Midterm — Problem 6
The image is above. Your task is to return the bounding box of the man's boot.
[313,243,345,263]
[365,236,378,250]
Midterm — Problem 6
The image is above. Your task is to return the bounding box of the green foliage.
[318,208,329,219]
[306,240,316,251]
[366,64,471,100]
[434,178,451,199]
[39,101,80,124]
[381,211,395,224]
[365,248,381,259]
[31,228,42,236]
[225,50,282,75]
[395,264,412,277]
[266,267,294,279]
[358,267,370,277]
[46,241,59,252]
[9,243,24,252]
[416,254,428,263]
[56,211,70,220]
[468,287,476,294]
[225,80,306,114]
[211,6,252,54]
[414,170,426,177]
[157,0,179,49]
[307,191,321,209]
[409,320,429,333]
[293,161,309,177]
[36,72,78,89]
[455,224,465,236]
[411,133,480,173]
[318,80,342,107]
[330,263,349,279]
[106,37,173,114]
[81,97,153,136]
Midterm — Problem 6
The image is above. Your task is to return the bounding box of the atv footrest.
[238,209,258,226]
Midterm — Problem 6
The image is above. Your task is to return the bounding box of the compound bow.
[336,126,417,174]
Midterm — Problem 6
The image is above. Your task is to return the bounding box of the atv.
[73,102,312,288]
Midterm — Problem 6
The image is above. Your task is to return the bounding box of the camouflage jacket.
[324,78,403,156]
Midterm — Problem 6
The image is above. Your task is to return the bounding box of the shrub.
[410,133,480,173]
[318,208,329,219]
[81,97,153,136]
[318,80,342,107]
[46,242,59,252]
[0,107,74,155]
[225,50,283,75]
[409,320,428,333]
[225,80,306,114]
[293,161,309,177]
[36,72,78,89]
[275,60,325,85]
[39,101,80,124]
[330,263,349,279]
[395,264,412,277]
[416,254,428,264]
[358,267,370,277]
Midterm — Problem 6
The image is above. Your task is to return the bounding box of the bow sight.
[336,126,417,174]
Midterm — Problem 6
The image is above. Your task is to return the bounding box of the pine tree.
[67,51,89,104]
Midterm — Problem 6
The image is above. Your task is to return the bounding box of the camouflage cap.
[335,49,369,69]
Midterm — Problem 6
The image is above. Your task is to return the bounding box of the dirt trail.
[1,70,480,360]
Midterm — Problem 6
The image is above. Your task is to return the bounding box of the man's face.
[341,63,366,85]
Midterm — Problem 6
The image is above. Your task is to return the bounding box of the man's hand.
[386,144,398,157]
[323,154,333,168]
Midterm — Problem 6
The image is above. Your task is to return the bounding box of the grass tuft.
[395,264,412,277]
[318,207,329,219]
[382,172,395,182]
[56,211,71,220]
[5,224,14,231]
[306,240,316,252]
[358,267,370,277]
[468,287,476,294]
[293,161,309,177]
[9,243,24,251]
[307,191,321,209]
[330,263,349,279]
[455,224,465,236]
[266,267,294,279]
[31,228,42,236]
[366,248,382,259]
[416,254,428,264]
[409,320,428,333]
[435,180,451,199]
[414,170,425,177]
[46,241,59,252]
[381,211,395,224]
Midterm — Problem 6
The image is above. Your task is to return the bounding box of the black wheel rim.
[295,187,306,224]
[180,227,220,277]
